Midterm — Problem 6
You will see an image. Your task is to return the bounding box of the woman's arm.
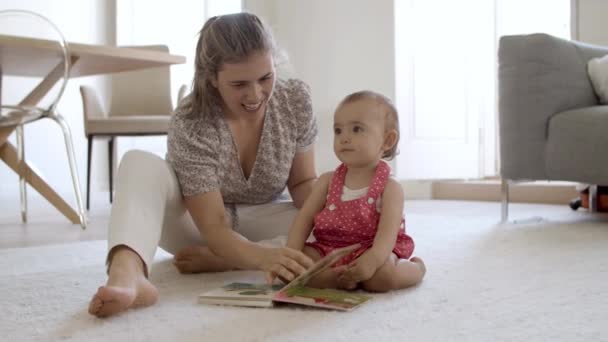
[287,147,317,208]
[286,172,331,250]
[184,191,313,278]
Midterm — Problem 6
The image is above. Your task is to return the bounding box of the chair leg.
[589,185,598,212]
[109,137,114,204]
[47,114,87,229]
[501,178,509,223]
[16,125,27,223]
[86,135,93,211]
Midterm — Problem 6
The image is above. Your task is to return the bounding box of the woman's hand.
[261,247,314,284]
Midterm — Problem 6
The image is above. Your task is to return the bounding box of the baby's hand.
[336,252,379,288]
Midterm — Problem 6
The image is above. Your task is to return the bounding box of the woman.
[89,12,318,318]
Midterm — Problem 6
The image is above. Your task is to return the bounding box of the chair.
[79,45,187,209]
[0,9,86,228]
[498,33,608,222]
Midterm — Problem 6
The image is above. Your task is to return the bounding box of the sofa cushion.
[546,106,608,184]
[588,54,608,104]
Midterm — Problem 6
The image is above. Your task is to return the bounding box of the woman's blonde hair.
[183,13,278,117]
[338,91,400,160]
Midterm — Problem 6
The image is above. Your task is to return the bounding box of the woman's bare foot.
[88,247,158,318]
[173,245,234,273]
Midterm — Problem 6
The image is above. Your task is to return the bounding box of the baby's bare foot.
[173,245,234,273]
[410,256,426,278]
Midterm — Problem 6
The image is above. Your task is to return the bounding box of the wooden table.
[0,34,186,225]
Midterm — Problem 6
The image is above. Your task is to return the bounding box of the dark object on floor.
[569,186,608,211]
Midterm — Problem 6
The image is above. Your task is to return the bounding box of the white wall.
[5,1,594,201]
[576,0,608,45]
[0,0,113,202]
[244,0,395,173]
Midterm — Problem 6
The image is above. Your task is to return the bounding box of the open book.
[198,244,372,311]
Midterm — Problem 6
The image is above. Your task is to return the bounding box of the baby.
[281,90,425,292]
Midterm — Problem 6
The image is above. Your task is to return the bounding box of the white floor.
[0,191,110,248]
[2,192,608,341]
[0,190,599,249]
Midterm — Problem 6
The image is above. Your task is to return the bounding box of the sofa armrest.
[498,33,608,180]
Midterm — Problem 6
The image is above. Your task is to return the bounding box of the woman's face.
[212,50,275,119]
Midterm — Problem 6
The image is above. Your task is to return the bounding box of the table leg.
[0,139,81,224]
[0,125,12,146]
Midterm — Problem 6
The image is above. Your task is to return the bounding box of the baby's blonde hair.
[337,90,400,160]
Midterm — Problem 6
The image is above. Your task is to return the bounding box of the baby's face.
[333,98,387,168]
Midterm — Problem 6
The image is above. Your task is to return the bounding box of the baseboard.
[399,180,433,200]
[431,180,579,204]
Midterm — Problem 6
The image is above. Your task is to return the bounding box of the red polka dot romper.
[305,160,414,266]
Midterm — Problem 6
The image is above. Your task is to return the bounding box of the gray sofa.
[498,33,608,220]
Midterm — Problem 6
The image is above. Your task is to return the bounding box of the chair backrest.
[79,85,105,136]
[0,9,70,114]
[108,45,173,116]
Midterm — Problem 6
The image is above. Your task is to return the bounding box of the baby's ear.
[383,129,398,151]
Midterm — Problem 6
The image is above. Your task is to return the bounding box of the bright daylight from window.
[394,0,570,180]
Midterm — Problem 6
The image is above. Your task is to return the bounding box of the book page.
[199,243,369,310]
[273,286,371,311]
[281,243,360,291]
[199,282,282,301]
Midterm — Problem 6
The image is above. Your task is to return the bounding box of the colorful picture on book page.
[273,285,371,311]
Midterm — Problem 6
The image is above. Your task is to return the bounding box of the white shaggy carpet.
[2,211,608,341]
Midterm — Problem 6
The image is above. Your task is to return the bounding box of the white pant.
[108,150,298,272]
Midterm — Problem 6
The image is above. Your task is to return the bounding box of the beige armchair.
[79,45,187,209]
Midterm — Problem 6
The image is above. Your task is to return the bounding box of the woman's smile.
[242,101,263,112]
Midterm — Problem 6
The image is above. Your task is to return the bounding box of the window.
[117,0,242,102]
[114,0,241,159]
[394,0,570,180]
